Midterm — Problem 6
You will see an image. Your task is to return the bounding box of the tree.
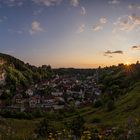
[106,100,115,111]
[94,100,103,108]
[70,115,85,139]
[35,118,49,138]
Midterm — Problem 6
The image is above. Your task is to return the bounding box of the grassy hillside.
[85,81,140,126]
[0,82,140,139]
[60,81,140,129]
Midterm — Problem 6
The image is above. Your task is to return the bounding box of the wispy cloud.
[100,17,107,24]
[104,50,123,57]
[0,0,24,7]
[70,0,80,7]
[32,0,62,7]
[105,50,123,54]
[132,45,140,50]
[77,24,85,33]
[93,25,103,31]
[0,16,7,23]
[33,8,44,15]
[29,21,45,35]
[113,14,140,33]
[93,17,108,31]
[80,6,86,16]
[108,0,120,5]
[8,29,23,34]
[0,0,81,8]
[128,3,140,10]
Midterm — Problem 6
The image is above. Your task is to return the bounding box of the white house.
[29,95,41,108]
[51,92,63,96]
[0,70,6,85]
[53,105,64,110]
[26,89,34,96]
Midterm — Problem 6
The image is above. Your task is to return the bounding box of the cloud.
[33,8,43,15]
[0,0,81,8]
[32,0,62,7]
[0,16,7,23]
[104,54,113,58]
[112,50,123,54]
[77,24,85,33]
[100,17,108,24]
[104,50,123,57]
[8,29,23,34]
[29,21,45,35]
[93,25,103,31]
[80,6,86,16]
[32,0,81,7]
[93,17,108,31]
[132,45,140,50]
[108,0,120,5]
[105,50,123,54]
[70,0,80,7]
[128,4,140,10]
[0,0,24,7]
[113,14,140,32]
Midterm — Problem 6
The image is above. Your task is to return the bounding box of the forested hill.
[96,62,140,102]
[0,53,53,90]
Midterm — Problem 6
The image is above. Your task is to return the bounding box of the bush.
[94,100,103,108]
[70,115,85,138]
[106,100,115,111]
[0,110,34,119]
[92,117,101,123]
[35,118,50,138]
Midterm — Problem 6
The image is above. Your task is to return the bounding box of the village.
[0,56,102,113]
[0,71,101,112]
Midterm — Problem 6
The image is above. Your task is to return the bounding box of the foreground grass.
[0,119,38,140]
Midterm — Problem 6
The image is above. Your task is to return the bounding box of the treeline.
[53,68,96,77]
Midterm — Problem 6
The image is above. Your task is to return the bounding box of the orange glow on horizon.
[126,62,130,66]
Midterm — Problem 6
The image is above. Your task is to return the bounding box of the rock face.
[0,70,6,84]
[0,57,6,85]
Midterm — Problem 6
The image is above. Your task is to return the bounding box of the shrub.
[92,117,101,123]
[106,100,115,111]
[94,100,103,108]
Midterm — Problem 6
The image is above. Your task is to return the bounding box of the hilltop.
[0,53,53,89]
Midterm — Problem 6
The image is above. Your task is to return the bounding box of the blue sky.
[0,0,140,68]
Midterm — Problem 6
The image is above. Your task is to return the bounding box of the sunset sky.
[0,0,140,68]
